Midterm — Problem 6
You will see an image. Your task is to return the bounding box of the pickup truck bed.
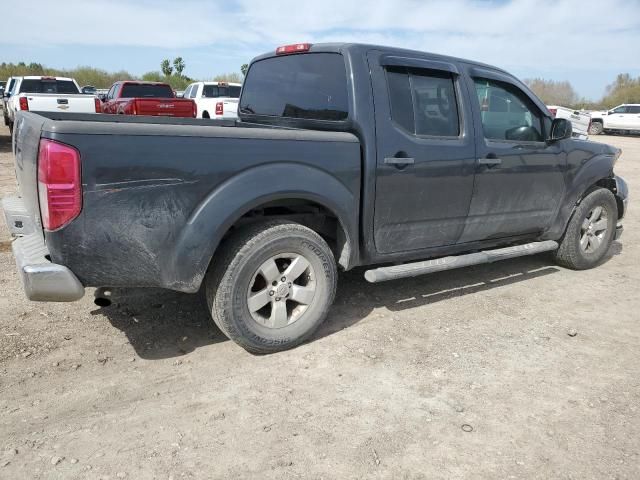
[9,112,360,292]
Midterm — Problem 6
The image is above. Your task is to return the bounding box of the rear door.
[459,67,566,243]
[627,105,640,129]
[368,51,476,254]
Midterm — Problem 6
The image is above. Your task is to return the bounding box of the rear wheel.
[588,121,603,135]
[202,111,210,119]
[554,188,617,270]
[205,220,337,353]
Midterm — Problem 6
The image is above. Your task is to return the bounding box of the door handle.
[478,157,502,166]
[384,157,415,166]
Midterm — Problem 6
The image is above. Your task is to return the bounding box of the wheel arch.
[163,162,359,292]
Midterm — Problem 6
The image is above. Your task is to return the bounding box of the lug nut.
[272,281,277,286]
[269,291,274,296]
[275,297,281,301]
[281,277,286,282]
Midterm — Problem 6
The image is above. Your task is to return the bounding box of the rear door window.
[386,67,460,137]
[240,53,348,121]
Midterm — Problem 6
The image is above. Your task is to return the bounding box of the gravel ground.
[0,124,638,479]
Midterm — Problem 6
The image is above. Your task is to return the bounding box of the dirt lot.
[0,124,638,480]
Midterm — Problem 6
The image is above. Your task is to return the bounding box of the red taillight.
[215,102,223,115]
[549,108,557,118]
[19,97,29,111]
[94,97,102,113]
[275,43,311,55]
[37,139,82,231]
[192,101,197,118]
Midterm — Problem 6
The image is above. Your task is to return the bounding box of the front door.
[369,52,477,254]
[458,73,566,243]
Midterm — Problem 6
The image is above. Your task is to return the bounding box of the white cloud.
[4,0,640,72]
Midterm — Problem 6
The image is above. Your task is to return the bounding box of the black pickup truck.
[3,43,629,353]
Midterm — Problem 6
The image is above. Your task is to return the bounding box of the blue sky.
[2,0,639,100]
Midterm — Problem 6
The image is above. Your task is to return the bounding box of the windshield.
[19,79,79,94]
[240,53,348,121]
[120,84,174,98]
[202,85,241,98]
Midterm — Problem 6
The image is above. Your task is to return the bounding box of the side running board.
[364,240,559,283]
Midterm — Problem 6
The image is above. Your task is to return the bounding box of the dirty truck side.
[2,43,629,353]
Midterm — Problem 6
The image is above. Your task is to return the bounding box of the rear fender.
[164,163,358,292]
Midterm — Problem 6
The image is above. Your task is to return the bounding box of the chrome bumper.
[10,233,85,302]
[3,196,84,302]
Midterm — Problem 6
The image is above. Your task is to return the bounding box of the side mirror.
[99,94,108,102]
[549,118,572,141]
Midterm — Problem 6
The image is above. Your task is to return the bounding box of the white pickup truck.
[588,104,640,135]
[6,76,100,131]
[182,81,241,120]
[547,105,591,140]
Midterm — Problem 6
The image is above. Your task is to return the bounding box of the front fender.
[546,151,616,238]
[164,162,359,292]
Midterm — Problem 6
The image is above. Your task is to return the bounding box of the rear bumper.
[2,195,37,236]
[2,195,84,302]
[10,233,85,302]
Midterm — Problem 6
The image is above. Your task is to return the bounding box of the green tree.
[160,59,173,76]
[213,72,243,83]
[524,78,579,106]
[241,63,249,76]
[173,57,185,77]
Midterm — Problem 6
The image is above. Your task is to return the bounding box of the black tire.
[588,121,603,135]
[205,220,337,354]
[202,111,210,119]
[553,188,617,270]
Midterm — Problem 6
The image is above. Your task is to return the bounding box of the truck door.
[458,68,566,243]
[368,52,476,254]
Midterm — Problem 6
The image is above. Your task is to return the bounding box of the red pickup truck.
[100,81,196,117]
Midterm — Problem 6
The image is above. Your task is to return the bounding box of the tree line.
[0,59,246,91]
[2,60,638,108]
[524,74,640,110]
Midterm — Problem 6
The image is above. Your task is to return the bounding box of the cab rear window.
[239,53,348,121]
[19,80,79,94]
[120,84,174,98]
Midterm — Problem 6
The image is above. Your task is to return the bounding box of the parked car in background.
[589,104,640,135]
[100,81,196,117]
[547,105,591,140]
[183,81,241,119]
[81,85,97,95]
[175,90,185,98]
[2,76,20,126]
[2,43,628,354]
[5,76,100,131]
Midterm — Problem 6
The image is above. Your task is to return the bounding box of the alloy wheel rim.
[246,253,316,328]
[580,205,608,253]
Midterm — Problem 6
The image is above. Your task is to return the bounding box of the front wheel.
[554,188,617,270]
[588,121,603,135]
[205,220,338,353]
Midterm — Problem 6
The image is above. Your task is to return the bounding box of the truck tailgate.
[24,93,98,114]
[135,98,195,117]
